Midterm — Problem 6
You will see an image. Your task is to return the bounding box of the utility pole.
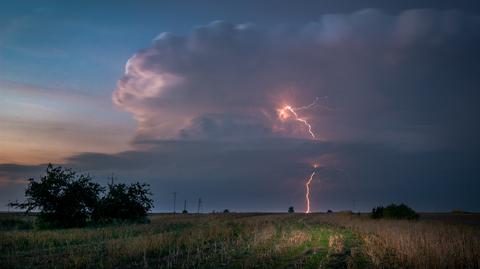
[173,192,177,214]
[197,198,202,214]
[183,200,187,213]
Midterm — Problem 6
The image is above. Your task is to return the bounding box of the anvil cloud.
[113,9,480,150]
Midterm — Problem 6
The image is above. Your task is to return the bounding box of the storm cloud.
[2,9,480,212]
[113,9,480,149]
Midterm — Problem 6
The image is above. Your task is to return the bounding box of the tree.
[9,164,154,228]
[93,182,153,223]
[223,209,230,213]
[371,203,418,220]
[9,164,103,228]
[288,206,295,213]
[371,206,384,219]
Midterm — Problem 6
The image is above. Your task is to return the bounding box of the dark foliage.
[8,164,102,228]
[8,164,153,228]
[182,209,188,214]
[223,209,230,213]
[327,209,333,213]
[93,182,153,223]
[371,203,419,220]
[288,206,294,213]
[371,207,384,219]
[0,217,34,230]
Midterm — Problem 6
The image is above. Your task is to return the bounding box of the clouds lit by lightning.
[278,104,314,140]
[277,96,333,140]
[277,99,324,212]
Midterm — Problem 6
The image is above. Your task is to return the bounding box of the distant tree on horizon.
[288,206,295,213]
[371,203,418,220]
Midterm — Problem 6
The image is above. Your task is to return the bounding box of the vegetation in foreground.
[8,164,153,228]
[1,213,479,269]
[2,165,479,268]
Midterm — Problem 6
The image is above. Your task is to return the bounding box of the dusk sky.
[1,1,479,212]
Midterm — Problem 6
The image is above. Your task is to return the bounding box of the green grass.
[0,214,35,231]
[1,212,478,268]
[0,213,370,269]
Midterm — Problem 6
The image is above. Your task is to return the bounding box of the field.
[1,213,479,269]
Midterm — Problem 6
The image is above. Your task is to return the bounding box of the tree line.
[9,164,153,228]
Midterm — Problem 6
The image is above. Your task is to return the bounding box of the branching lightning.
[278,105,316,139]
[277,96,332,139]
[295,96,334,112]
[277,97,330,213]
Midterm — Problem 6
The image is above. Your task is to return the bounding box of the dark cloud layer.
[2,9,480,212]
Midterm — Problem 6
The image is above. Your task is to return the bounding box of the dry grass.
[307,213,480,269]
[1,213,478,268]
[0,213,357,269]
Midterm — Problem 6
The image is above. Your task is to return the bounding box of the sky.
[1,0,480,212]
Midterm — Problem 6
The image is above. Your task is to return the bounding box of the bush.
[371,203,418,220]
[9,164,154,228]
[9,164,103,228]
[288,206,294,213]
[0,217,34,230]
[93,182,153,223]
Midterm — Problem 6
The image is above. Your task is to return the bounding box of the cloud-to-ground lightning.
[277,98,328,213]
[305,170,315,213]
[305,163,319,213]
[276,98,326,212]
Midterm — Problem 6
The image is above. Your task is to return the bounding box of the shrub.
[93,182,153,223]
[9,164,103,228]
[371,203,418,220]
[9,164,154,228]
[0,217,34,230]
[371,206,384,219]
[288,206,295,213]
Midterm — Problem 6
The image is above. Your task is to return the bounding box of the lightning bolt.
[277,98,330,213]
[278,105,317,139]
[305,170,315,213]
[295,96,333,112]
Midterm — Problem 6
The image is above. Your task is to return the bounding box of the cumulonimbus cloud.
[2,9,480,212]
[113,9,480,150]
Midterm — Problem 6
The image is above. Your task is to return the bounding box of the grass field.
[1,213,479,268]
